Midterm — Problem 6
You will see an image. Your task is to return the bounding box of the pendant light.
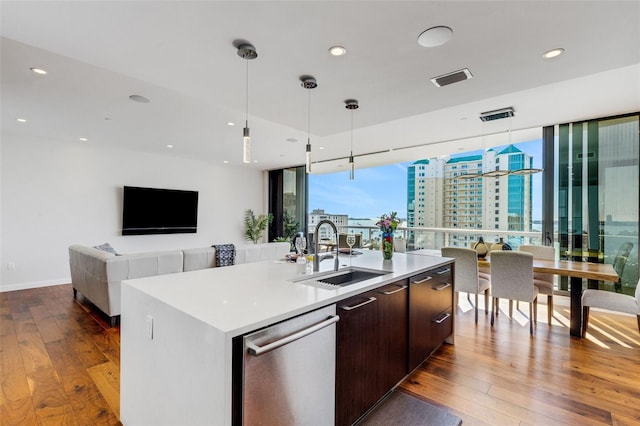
[453,107,542,180]
[237,43,257,163]
[300,76,317,173]
[345,99,359,180]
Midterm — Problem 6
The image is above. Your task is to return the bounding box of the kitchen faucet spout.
[313,219,340,272]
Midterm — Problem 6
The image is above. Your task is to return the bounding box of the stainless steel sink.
[293,267,388,289]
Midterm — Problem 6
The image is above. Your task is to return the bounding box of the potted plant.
[244,209,273,244]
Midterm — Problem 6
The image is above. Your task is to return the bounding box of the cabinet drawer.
[428,279,453,315]
[410,269,452,315]
[429,306,453,352]
[410,264,452,286]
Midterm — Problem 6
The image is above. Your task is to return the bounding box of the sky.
[309,139,543,221]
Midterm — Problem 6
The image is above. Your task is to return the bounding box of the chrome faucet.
[313,219,340,272]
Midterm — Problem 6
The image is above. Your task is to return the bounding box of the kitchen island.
[120,250,453,425]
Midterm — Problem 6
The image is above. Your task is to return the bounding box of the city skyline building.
[407,144,533,249]
[308,209,349,241]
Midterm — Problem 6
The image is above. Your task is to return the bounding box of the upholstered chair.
[581,278,640,337]
[394,237,407,253]
[612,242,633,292]
[441,247,491,323]
[519,245,555,324]
[489,251,538,335]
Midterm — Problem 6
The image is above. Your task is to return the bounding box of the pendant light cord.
[350,109,354,155]
[307,89,311,140]
[245,59,249,127]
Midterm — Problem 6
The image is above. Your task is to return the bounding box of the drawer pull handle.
[379,284,408,295]
[433,312,451,324]
[436,268,451,275]
[412,276,433,284]
[341,296,377,311]
[434,282,452,291]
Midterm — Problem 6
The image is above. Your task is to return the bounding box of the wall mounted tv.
[122,186,198,235]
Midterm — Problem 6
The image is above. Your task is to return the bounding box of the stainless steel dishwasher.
[233,305,339,425]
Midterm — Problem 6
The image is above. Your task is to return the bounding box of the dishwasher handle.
[247,315,340,357]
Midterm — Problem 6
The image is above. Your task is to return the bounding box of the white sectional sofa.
[68,242,291,325]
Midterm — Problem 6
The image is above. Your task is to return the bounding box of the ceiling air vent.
[479,107,515,122]
[430,68,473,87]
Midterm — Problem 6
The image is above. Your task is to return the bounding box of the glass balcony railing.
[315,224,543,251]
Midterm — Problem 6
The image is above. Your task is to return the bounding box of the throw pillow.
[213,244,236,267]
[93,242,118,255]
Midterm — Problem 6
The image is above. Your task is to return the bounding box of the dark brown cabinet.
[408,263,454,372]
[335,291,380,426]
[375,281,408,397]
[336,280,409,426]
[336,263,454,425]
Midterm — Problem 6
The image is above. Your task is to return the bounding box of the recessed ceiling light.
[79,137,88,142]
[543,48,565,59]
[16,118,27,123]
[167,144,173,148]
[129,94,150,103]
[319,146,325,150]
[223,160,229,164]
[227,122,235,126]
[328,46,347,56]
[417,26,453,48]
[30,67,47,75]
[253,160,258,163]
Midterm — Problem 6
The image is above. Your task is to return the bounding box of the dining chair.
[581,278,640,337]
[612,242,633,292]
[489,251,538,335]
[441,247,490,323]
[519,245,555,325]
[394,237,406,253]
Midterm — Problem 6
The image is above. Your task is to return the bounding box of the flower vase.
[492,237,512,251]
[381,232,394,260]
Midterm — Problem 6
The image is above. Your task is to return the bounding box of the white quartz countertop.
[122,250,452,337]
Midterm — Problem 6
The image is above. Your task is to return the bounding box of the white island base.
[120,251,453,425]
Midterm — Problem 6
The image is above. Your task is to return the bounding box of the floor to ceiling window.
[268,166,307,245]
[268,115,638,297]
[554,113,639,295]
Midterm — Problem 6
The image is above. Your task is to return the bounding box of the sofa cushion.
[93,242,118,255]
[182,247,216,272]
[126,250,184,278]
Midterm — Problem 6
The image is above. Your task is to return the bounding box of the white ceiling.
[2,1,639,173]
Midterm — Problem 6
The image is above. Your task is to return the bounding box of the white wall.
[1,132,266,291]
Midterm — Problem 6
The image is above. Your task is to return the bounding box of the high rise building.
[308,209,348,240]
[407,145,533,249]
[407,158,446,248]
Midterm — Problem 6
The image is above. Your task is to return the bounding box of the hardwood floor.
[400,296,640,426]
[1,284,120,425]
[1,284,639,425]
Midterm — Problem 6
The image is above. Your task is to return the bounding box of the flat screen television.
[122,186,198,235]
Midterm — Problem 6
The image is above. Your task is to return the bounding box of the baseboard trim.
[0,278,70,293]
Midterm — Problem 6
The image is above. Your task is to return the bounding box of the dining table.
[410,249,619,337]
[483,258,618,337]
